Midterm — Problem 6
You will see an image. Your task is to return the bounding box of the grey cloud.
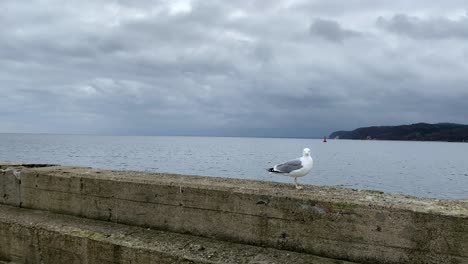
[1,1,468,137]
[377,14,468,39]
[294,1,468,16]
[309,19,362,42]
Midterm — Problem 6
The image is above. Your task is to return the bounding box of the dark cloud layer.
[1,0,468,137]
[377,14,468,39]
[310,19,362,42]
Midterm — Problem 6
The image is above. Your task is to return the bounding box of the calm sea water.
[1,134,467,199]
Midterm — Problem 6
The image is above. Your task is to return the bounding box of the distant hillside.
[329,123,468,142]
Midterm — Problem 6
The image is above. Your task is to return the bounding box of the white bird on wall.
[267,148,313,189]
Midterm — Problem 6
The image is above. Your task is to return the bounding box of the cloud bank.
[1,0,467,137]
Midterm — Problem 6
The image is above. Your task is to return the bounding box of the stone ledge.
[27,165,468,217]
[0,204,356,264]
[1,164,467,264]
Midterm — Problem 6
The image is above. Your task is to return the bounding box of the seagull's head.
[303,148,311,157]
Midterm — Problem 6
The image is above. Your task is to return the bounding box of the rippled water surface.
[1,134,467,199]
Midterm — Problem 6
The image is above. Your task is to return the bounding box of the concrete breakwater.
[1,163,467,264]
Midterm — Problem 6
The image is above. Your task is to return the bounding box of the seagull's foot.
[295,185,303,190]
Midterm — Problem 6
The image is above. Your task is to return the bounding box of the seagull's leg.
[294,177,303,190]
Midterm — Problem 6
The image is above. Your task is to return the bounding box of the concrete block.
[0,204,354,264]
[3,165,468,264]
[0,169,21,207]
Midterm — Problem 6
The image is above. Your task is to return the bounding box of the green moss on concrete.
[331,202,359,210]
[71,228,108,241]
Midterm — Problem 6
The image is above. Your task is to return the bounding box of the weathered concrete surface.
[0,204,356,264]
[1,164,467,264]
[0,168,21,207]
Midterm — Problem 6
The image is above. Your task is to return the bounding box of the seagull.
[267,148,313,189]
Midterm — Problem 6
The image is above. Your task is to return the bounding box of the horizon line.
[0,132,323,140]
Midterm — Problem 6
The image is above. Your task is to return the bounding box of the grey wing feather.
[275,159,303,173]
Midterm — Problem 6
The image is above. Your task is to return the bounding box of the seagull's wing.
[274,159,303,173]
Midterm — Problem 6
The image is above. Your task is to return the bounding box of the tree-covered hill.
[329,123,468,142]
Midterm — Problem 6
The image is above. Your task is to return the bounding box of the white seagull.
[267,148,313,189]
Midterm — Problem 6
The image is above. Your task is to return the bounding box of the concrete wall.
[0,205,350,264]
[1,164,468,264]
[0,168,21,207]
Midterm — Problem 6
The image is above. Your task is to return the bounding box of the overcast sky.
[1,1,468,138]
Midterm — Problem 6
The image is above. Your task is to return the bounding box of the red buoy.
[323,136,327,143]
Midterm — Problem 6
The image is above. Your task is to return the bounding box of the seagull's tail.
[266,167,280,173]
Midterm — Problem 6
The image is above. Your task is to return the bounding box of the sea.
[1,134,467,199]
